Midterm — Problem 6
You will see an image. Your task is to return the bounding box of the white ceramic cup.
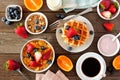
[76,52,106,80]
[97,34,120,57]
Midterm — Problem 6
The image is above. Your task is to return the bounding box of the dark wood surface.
[0,0,120,80]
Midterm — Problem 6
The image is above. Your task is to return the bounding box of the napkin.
[63,0,100,13]
[36,70,69,80]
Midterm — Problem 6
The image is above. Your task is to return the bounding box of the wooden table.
[0,0,120,80]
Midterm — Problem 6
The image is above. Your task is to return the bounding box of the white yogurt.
[46,0,62,11]
[98,34,120,57]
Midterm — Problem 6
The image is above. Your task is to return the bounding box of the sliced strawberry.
[30,61,39,67]
[34,51,42,63]
[66,27,77,38]
[103,22,114,31]
[5,59,20,71]
[27,43,34,53]
[15,23,28,39]
[108,4,117,14]
[101,11,112,19]
[43,49,52,60]
[100,0,111,10]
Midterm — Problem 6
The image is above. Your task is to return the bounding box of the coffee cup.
[76,52,106,80]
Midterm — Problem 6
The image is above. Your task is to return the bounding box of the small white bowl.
[20,38,55,73]
[97,34,120,57]
[97,0,120,20]
[5,5,22,22]
[25,12,48,35]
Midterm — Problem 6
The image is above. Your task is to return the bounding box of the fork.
[49,8,93,31]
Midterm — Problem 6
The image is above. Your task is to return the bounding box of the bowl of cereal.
[20,38,55,73]
[25,12,48,35]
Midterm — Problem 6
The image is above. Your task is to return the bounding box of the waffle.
[61,19,89,46]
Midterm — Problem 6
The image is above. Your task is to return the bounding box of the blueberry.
[107,66,115,74]
[1,17,7,22]
[67,46,72,51]
[73,35,80,40]
[65,25,70,30]
[58,29,62,33]
[26,54,31,58]
[15,6,20,10]
[30,56,34,61]
[41,46,46,50]
[5,21,11,25]
[35,20,39,24]
[8,8,13,12]
[41,25,45,30]
[34,26,40,30]
[33,48,38,52]
[47,60,52,65]
[89,30,94,35]
[60,14,65,19]
[56,14,65,19]
[14,10,18,14]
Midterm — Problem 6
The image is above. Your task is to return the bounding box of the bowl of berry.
[25,12,48,35]
[20,38,55,73]
[5,5,22,22]
[97,0,120,20]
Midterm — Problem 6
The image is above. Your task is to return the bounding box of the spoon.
[16,68,29,80]
[112,32,120,41]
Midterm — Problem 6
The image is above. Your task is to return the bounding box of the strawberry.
[27,43,34,53]
[108,4,117,14]
[103,22,114,31]
[30,61,39,67]
[66,27,77,38]
[5,59,20,71]
[100,0,111,10]
[34,51,42,63]
[101,11,112,19]
[43,49,52,60]
[15,23,28,39]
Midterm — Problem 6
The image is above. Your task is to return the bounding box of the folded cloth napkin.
[36,70,69,80]
[63,0,100,13]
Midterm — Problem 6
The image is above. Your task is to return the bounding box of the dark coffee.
[82,58,101,77]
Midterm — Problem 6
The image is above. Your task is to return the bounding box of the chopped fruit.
[113,55,120,70]
[27,43,34,53]
[43,49,52,60]
[101,11,112,19]
[15,23,28,39]
[34,51,42,63]
[103,22,114,31]
[24,0,43,11]
[109,4,117,14]
[113,2,119,9]
[30,61,39,67]
[100,0,111,10]
[57,55,73,72]
[5,59,20,71]
[66,27,77,38]
[67,46,72,51]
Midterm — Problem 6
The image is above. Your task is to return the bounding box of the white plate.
[56,15,94,53]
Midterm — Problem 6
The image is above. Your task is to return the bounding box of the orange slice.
[113,55,120,70]
[24,0,43,11]
[57,55,73,72]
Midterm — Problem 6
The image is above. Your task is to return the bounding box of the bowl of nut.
[25,12,48,35]
[20,38,55,73]
[5,5,22,22]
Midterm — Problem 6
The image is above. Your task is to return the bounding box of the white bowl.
[25,12,48,35]
[97,34,120,57]
[20,38,55,73]
[5,5,23,22]
[97,0,120,20]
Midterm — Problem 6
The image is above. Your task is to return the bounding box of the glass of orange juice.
[24,0,43,11]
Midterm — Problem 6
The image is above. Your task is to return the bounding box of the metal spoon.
[16,68,29,80]
[112,32,120,41]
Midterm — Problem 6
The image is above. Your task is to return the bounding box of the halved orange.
[24,0,43,11]
[113,55,120,70]
[57,55,73,72]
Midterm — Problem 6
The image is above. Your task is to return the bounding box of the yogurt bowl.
[97,34,120,57]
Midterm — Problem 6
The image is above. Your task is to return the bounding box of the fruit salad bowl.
[97,0,120,20]
[20,38,55,73]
